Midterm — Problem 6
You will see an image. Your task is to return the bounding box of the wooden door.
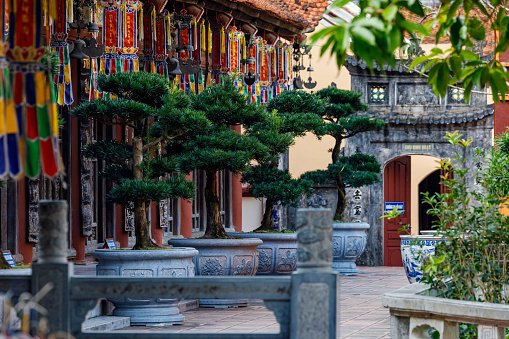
[384,156,411,266]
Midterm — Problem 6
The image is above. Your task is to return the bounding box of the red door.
[384,156,411,266]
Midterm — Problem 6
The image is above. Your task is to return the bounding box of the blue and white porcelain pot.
[400,234,443,284]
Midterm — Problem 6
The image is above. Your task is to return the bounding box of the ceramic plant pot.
[94,247,198,326]
[229,232,297,275]
[332,222,370,275]
[168,238,262,308]
[400,235,442,283]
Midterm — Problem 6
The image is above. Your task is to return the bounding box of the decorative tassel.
[207,23,212,53]
[138,6,143,41]
[152,6,156,41]
[201,21,206,52]
[67,0,73,24]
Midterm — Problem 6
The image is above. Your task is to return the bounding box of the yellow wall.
[289,23,351,177]
[410,155,441,235]
[242,197,264,232]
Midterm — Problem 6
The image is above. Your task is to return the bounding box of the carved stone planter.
[228,232,297,275]
[167,238,262,307]
[93,248,198,326]
[332,222,370,275]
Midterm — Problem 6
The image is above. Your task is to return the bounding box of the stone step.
[82,316,130,332]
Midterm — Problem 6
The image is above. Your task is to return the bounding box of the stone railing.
[1,201,339,339]
[382,282,509,339]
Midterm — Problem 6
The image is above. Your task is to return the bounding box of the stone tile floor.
[75,263,408,338]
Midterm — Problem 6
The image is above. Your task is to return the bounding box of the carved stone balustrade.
[383,282,509,339]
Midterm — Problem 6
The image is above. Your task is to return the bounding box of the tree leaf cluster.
[313,0,509,102]
[420,131,509,304]
[242,165,313,207]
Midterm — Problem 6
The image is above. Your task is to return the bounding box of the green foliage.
[107,176,194,206]
[191,77,266,126]
[83,140,132,162]
[242,165,313,207]
[312,0,509,103]
[97,72,169,107]
[265,90,326,137]
[420,131,509,304]
[41,48,60,76]
[72,98,154,126]
[329,154,381,187]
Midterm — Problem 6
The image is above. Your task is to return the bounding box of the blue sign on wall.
[2,250,16,267]
[384,202,405,215]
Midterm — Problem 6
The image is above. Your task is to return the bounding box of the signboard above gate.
[384,202,405,215]
[402,143,433,152]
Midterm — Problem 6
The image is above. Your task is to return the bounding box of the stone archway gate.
[341,57,494,266]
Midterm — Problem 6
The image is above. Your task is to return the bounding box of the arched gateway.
[341,57,494,266]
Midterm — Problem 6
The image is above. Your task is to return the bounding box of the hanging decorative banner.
[154,10,169,77]
[0,0,10,178]
[140,2,155,73]
[6,0,63,179]
[119,0,141,73]
[89,58,101,100]
[100,1,122,76]
[51,0,73,106]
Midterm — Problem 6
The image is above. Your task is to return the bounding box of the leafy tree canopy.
[311,0,509,103]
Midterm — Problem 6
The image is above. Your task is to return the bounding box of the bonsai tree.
[242,90,326,231]
[175,77,268,238]
[72,72,209,249]
[303,87,385,220]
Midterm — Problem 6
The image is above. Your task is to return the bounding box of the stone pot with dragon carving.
[93,247,198,326]
[332,222,370,275]
[168,238,262,308]
[228,232,297,275]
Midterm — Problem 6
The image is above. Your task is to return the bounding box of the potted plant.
[168,77,268,307]
[301,87,385,275]
[234,90,325,275]
[72,71,209,325]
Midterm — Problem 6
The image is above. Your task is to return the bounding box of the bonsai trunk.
[256,198,277,232]
[204,170,228,238]
[335,177,346,221]
[132,137,157,249]
[331,136,342,164]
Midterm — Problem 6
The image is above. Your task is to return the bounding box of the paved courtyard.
[76,264,408,338]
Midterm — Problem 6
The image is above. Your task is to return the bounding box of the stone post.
[290,208,339,339]
[31,200,72,335]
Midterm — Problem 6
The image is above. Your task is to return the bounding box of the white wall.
[242,197,264,232]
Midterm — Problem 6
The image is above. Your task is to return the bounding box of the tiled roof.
[233,0,329,30]
[403,8,496,55]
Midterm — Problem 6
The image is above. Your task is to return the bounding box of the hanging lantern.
[154,10,169,77]
[51,0,73,106]
[5,0,63,179]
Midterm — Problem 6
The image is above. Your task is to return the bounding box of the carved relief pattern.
[345,236,363,257]
[295,209,333,269]
[161,268,186,277]
[125,209,135,232]
[276,249,297,273]
[122,269,154,277]
[80,117,93,236]
[332,237,341,257]
[233,255,253,276]
[304,194,328,209]
[159,199,169,228]
[298,283,329,337]
[28,180,39,243]
[200,257,225,276]
[397,84,438,105]
[257,248,273,273]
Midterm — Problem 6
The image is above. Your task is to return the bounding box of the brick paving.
[76,263,408,338]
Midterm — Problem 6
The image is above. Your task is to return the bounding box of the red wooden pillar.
[494,39,509,136]
[17,179,33,263]
[115,125,129,247]
[231,125,242,231]
[180,174,193,238]
[150,202,162,246]
[71,59,86,263]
